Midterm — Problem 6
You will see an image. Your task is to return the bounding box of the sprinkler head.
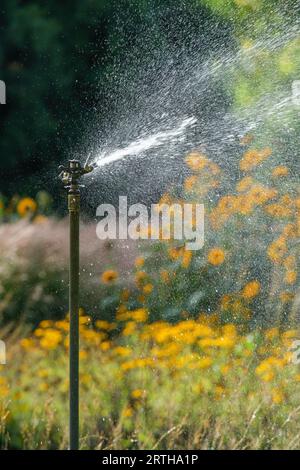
[59,159,96,191]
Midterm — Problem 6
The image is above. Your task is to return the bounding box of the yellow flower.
[38,382,49,392]
[120,288,130,301]
[0,377,9,397]
[39,320,53,329]
[143,283,153,295]
[218,195,238,214]
[267,237,287,263]
[37,369,49,378]
[247,185,277,205]
[265,204,292,218]
[185,152,209,171]
[199,336,235,349]
[256,357,285,382]
[80,374,92,385]
[160,270,170,283]
[100,341,112,351]
[272,166,289,177]
[261,371,275,383]
[118,308,149,323]
[215,385,225,399]
[220,364,231,375]
[207,247,225,266]
[222,324,237,338]
[236,195,254,215]
[265,328,279,340]
[81,329,105,344]
[79,350,88,360]
[113,346,132,357]
[282,329,298,340]
[241,280,260,299]
[135,257,145,268]
[101,270,118,283]
[182,250,192,268]
[135,270,148,286]
[131,389,145,399]
[285,270,297,285]
[95,320,116,330]
[239,147,272,171]
[122,321,136,336]
[279,292,294,303]
[131,308,148,322]
[282,225,297,239]
[271,388,284,405]
[20,338,35,350]
[17,197,37,217]
[198,357,213,369]
[236,176,254,192]
[122,406,134,418]
[284,255,296,269]
[40,329,63,350]
[168,247,182,260]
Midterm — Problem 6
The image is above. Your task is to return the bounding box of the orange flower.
[236,176,254,192]
[279,292,294,303]
[239,147,272,171]
[185,152,209,171]
[131,389,145,399]
[135,271,148,286]
[143,283,153,295]
[267,237,287,263]
[207,248,225,266]
[160,270,170,283]
[241,280,260,299]
[272,166,289,177]
[182,250,192,268]
[17,197,37,217]
[285,271,297,285]
[134,257,145,268]
[101,270,118,283]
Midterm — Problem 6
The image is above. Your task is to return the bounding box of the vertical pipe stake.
[69,192,80,450]
[59,159,95,450]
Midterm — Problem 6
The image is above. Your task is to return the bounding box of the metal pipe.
[59,159,96,450]
[69,190,80,450]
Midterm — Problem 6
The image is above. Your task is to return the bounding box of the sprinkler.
[59,158,96,450]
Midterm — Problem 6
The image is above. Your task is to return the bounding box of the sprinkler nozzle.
[59,159,96,191]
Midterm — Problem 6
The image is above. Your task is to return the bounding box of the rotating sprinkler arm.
[58,158,95,450]
[59,159,96,190]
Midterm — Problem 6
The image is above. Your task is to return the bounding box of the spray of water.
[86,32,299,179]
[77,2,300,213]
[94,117,197,168]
